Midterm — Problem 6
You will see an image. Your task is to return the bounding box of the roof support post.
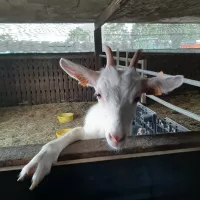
[94,27,102,70]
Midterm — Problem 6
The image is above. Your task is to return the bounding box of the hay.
[0,94,199,148]
[0,102,95,147]
[148,94,200,131]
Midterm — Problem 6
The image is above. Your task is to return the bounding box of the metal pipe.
[147,95,200,122]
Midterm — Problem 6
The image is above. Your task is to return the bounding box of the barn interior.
[0,0,200,199]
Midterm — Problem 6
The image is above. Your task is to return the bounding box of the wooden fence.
[1,51,200,107]
[0,53,97,107]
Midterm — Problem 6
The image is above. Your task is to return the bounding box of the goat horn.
[103,45,114,67]
[129,49,143,68]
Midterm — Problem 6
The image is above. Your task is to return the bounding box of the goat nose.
[109,133,125,143]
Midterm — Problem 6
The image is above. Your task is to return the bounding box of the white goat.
[17,45,184,190]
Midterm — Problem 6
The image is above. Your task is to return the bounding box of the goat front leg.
[18,127,85,190]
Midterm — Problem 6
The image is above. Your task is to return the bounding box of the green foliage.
[101,23,200,49]
[102,23,129,50]
[67,27,90,42]
[130,23,200,49]
[1,23,200,52]
[0,34,13,41]
[66,27,92,51]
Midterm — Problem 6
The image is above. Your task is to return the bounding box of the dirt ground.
[0,94,199,147]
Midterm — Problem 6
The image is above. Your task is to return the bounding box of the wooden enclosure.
[1,51,200,107]
[0,53,97,107]
[0,1,200,198]
[1,132,200,200]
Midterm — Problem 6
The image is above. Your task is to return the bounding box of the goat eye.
[96,93,101,99]
[134,96,140,103]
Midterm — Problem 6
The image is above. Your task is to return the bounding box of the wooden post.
[140,59,147,105]
[94,27,102,70]
[125,51,128,66]
[116,49,119,66]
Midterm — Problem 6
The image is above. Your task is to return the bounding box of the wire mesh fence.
[102,33,200,50]
[0,23,95,53]
[1,23,200,53]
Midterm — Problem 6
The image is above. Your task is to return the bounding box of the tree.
[102,23,129,50]
[130,23,200,49]
[66,27,92,51]
[67,27,90,43]
[0,33,13,41]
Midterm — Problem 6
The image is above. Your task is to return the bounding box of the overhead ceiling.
[111,0,200,23]
[0,0,200,24]
[0,0,112,23]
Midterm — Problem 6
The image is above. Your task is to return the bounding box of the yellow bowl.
[57,113,74,123]
[56,128,72,138]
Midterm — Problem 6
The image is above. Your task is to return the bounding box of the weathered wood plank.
[0,131,199,169]
[48,61,55,103]
[53,59,60,102]
[23,60,31,105]
[34,60,41,104]
[62,68,69,102]
[43,60,51,103]
[29,60,36,105]
[58,60,65,102]
[0,65,5,106]
[18,61,26,104]
[7,62,16,106]
[39,60,46,104]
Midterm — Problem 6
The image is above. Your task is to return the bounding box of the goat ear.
[59,58,99,87]
[141,75,184,96]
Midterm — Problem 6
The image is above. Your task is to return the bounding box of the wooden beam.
[1,131,200,170]
[94,28,102,55]
[94,27,102,70]
[95,0,128,30]
[125,51,129,66]
[116,49,119,66]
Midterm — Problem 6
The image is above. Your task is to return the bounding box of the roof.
[0,0,200,26]
[0,0,112,23]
